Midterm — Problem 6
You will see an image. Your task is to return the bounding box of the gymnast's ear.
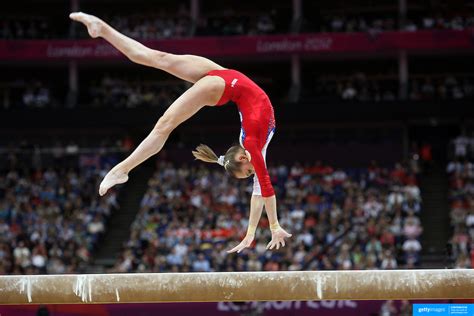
[244,150,252,162]
[238,150,251,162]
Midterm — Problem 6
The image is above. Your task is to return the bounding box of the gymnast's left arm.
[263,195,292,250]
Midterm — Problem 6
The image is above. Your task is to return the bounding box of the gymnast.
[70,12,292,253]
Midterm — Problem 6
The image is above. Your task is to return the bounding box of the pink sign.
[0,30,473,60]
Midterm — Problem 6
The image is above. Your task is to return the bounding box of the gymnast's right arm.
[227,194,265,253]
[244,140,292,250]
[69,12,159,68]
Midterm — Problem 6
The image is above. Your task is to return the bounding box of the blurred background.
[1,0,474,315]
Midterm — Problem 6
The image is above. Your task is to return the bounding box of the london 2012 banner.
[0,30,473,60]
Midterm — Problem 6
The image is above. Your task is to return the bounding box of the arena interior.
[1,0,474,315]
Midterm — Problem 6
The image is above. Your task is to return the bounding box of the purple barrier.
[0,300,449,316]
[0,30,473,60]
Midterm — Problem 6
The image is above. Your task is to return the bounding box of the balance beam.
[0,269,473,304]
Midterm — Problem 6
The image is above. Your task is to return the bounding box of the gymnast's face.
[233,150,255,179]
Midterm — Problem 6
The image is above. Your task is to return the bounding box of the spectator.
[341,83,357,100]
[192,253,211,272]
[453,133,470,159]
[402,237,422,265]
[379,300,398,316]
[403,214,423,239]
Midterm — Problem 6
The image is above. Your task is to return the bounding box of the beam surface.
[0,269,473,304]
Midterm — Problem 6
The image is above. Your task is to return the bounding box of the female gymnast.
[70,12,291,253]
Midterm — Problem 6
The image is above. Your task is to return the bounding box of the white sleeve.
[251,129,274,196]
[252,175,262,196]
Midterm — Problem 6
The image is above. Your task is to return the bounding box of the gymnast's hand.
[266,227,292,250]
[227,234,254,254]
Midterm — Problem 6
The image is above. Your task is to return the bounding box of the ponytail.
[193,143,245,175]
[192,144,222,165]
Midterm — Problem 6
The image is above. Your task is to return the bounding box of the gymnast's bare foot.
[69,12,104,38]
[99,168,129,196]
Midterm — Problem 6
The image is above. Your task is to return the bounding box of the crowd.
[2,9,474,40]
[407,15,474,31]
[446,135,474,269]
[308,73,474,102]
[74,11,474,38]
[0,17,52,39]
[112,159,423,273]
[92,13,192,40]
[335,75,398,102]
[0,149,123,275]
[2,9,280,40]
[306,14,474,33]
[3,72,472,110]
[1,76,187,110]
[104,11,279,38]
[21,82,53,108]
[0,80,56,110]
[86,75,187,109]
[409,76,474,101]
[196,13,279,36]
[311,16,398,33]
[0,71,471,111]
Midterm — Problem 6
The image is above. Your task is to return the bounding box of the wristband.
[247,224,257,236]
[270,222,281,231]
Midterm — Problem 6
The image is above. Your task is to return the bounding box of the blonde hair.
[192,144,245,177]
[192,144,219,163]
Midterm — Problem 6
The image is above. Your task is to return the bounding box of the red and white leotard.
[207,69,276,198]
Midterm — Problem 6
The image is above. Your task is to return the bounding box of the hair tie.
[217,155,225,166]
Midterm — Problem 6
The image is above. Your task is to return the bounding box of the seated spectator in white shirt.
[402,237,422,253]
[192,253,211,272]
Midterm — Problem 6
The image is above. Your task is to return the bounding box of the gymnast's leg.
[70,12,225,83]
[69,12,227,195]
[98,75,225,196]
